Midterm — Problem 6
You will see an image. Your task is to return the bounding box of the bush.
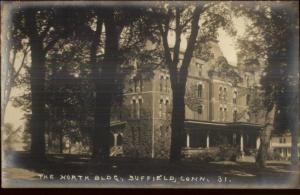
[267,150,282,160]
[218,145,240,161]
[183,146,240,162]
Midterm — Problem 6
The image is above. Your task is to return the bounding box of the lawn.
[2,151,299,188]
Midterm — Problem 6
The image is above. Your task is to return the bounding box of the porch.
[184,120,263,159]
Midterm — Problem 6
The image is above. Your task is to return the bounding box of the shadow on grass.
[2,150,298,187]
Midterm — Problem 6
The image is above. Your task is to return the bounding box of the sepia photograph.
[1,0,299,188]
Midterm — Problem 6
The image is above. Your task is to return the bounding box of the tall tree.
[151,2,235,162]
[20,7,82,159]
[1,8,29,129]
[235,1,299,167]
[91,7,147,160]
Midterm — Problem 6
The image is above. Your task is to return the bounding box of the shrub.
[218,145,240,161]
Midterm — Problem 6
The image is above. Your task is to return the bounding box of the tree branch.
[179,6,202,84]
[13,45,30,81]
[43,35,61,53]
[173,7,182,67]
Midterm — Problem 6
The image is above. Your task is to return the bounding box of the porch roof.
[184,120,263,132]
[110,121,126,130]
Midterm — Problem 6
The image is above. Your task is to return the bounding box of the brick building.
[110,41,264,159]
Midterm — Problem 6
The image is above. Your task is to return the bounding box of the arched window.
[165,99,169,119]
[133,76,138,92]
[224,107,227,121]
[233,110,237,121]
[197,84,203,98]
[159,99,164,118]
[246,111,251,121]
[137,127,141,143]
[160,125,163,137]
[223,87,227,101]
[219,87,223,100]
[196,63,202,76]
[233,90,237,104]
[138,98,143,119]
[139,78,143,92]
[246,94,250,106]
[117,134,123,146]
[160,75,164,92]
[197,105,203,114]
[165,76,169,92]
[246,75,250,87]
[132,99,137,119]
[219,107,223,121]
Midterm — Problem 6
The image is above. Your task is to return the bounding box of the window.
[165,76,169,92]
[197,105,203,114]
[223,87,227,101]
[129,79,133,92]
[233,90,237,104]
[137,127,141,143]
[246,75,250,87]
[197,84,203,98]
[159,125,163,137]
[246,94,250,106]
[133,77,138,92]
[219,87,223,100]
[233,110,237,121]
[159,99,163,118]
[138,98,142,119]
[246,111,250,121]
[219,107,223,121]
[132,99,137,118]
[224,107,227,121]
[139,78,143,92]
[117,134,123,146]
[165,99,169,119]
[196,63,202,76]
[160,75,164,92]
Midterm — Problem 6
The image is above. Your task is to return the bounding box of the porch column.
[256,136,261,149]
[186,133,190,148]
[206,132,210,148]
[113,133,118,146]
[240,132,244,158]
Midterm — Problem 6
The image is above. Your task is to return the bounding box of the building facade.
[270,133,300,160]
[111,41,265,159]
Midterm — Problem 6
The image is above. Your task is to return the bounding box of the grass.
[2,151,299,188]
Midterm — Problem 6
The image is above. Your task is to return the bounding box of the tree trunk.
[25,10,47,160]
[291,125,299,166]
[169,85,186,163]
[290,94,299,166]
[92,10,120,161]
[59,128,63,154]
[256,105,276,168]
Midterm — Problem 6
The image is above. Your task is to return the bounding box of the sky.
[3,15,248,130]
[218,17,248,66]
